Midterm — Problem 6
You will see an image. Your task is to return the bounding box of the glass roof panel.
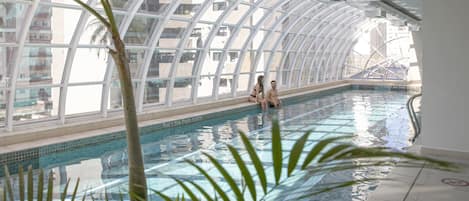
[123,15,157,46]
[139,1,171,15]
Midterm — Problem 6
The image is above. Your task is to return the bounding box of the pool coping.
[0,80,414,165]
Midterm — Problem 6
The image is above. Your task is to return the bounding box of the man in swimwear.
[266,80,281,108]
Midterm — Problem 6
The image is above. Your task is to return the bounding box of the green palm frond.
[27,166,33,201]
[239,131,268,194]
[1,166,83,201]
[154,119,456,201]
[227,145,256,200]
[271,118,283,185]
[184,179,214,201]
[287,131,311,176]
[202,153,243,200]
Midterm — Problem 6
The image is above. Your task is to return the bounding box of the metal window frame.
[321,20,369,83]
[230,0,298,97]
[192,0,266,102]
[240,0,317,97]
[6,0,43,131]
[190,0,243,104]
[135,0,182,112]
[334,23,378,80]
[288,10,360,88]
[302,14,364,86]
[261,3,336,89]
[165,0,214,107]
[273,3,346,88]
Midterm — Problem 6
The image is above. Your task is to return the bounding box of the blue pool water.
[1,88,416,200]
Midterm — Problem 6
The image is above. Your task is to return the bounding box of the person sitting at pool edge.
[266,80,281,109]
[248,75,267,110]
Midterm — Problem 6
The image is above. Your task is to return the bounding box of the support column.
[421,0,469,154]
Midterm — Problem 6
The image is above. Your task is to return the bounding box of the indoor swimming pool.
[0,87,417,200]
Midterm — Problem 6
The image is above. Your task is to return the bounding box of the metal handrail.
[407,93,422,142]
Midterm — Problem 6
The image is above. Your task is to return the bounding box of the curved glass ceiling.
[0,0,376,131]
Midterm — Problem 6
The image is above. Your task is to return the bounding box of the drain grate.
[441,178,469,187]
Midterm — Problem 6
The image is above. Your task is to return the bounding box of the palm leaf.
[81,191,87,201]
[184,179,215,201]
[227,145,256,201]
[37,169,44,201]
[317,144,354,163]
[239,131,268,194]
[101,0,119,33]
[185,160,230,201]
[1,186,5,201]
[71,178,80,201]
[151,189,172,201]
[46,171,53,201]
[61,179,71,201]
[271,119,283,185]
[172,178,199,201]
[202,153,243,200]
[19,165,24,201]
[3,166,14,201]
[301,136,351,169]
[287,131,311,176]
[27,166,33,201]
[72,0,110,29]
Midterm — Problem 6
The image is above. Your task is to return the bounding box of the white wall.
[421,0,469,152]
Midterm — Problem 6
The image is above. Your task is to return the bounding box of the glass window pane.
[19,47,67,86]
[197,75,213,98]
[70,48,107,83]
[125,49,146,79]
[269,52,282,71]
[176,50,198,77]
[124,16,157,45]
[139,2,170,14]
[173,3,202,19]
[264,32,281,50]
[148,49,176,79]
[218,75,233,96]
[66,85,102,115]
[108,80,139,110]
[143,79,168,105]
[231,28,250,49]
[172,77,192,102]
[158,20,188,48]
[80,14,124,45]
[0,89,6,126]
[188,23,211,48]
[225,4,249,24]
[0,47,16,88]
[240,51,254,73]
[27,6,81,44]
[13,87,59,122]
[237,73,249,92]
[257,51,269,72]
[0,3,29,43]
[44,0,80,6]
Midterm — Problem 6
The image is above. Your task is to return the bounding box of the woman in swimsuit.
[248,75,267,110]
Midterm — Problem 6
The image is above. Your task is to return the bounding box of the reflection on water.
[1,89,415,200]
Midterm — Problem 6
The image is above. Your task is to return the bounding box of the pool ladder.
[407,93,422,142]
